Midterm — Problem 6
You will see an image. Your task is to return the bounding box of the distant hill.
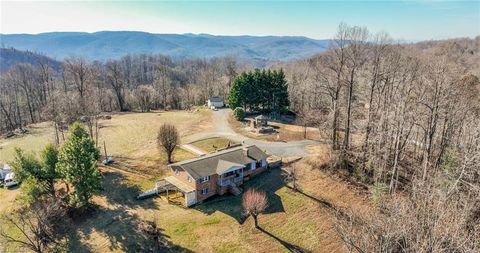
[0,47,62,73]
[0,31,331,65]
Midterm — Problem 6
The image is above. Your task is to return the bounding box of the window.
[200,176,210,183]
[202,188,209,195]
[175,169,179,176]
[187,176,192,182]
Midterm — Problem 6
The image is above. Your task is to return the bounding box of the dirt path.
[180,144,206,156]
[183,108,319,157]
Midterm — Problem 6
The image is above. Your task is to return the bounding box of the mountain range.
[0,31,331,65]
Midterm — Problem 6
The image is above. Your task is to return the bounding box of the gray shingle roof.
[170,145,268,179]
[216,160,245,174]
[208,96,224,102]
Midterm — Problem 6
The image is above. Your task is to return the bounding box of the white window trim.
[200,176,210,183]
[202,188,209,195]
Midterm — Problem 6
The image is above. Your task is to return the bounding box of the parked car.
[0,164,12,187]
[4,172,19,188]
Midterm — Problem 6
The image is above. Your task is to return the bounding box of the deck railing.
[218,176,243,186]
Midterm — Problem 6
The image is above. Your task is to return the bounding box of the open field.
[0,121,56,163]
[0,110,212,172]
[190,137,239,153]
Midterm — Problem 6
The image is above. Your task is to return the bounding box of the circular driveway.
[184,109,319,157]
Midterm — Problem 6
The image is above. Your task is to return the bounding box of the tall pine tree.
[228,69,289,113]
[58,122,101,209]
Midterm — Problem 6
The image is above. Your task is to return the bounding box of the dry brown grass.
[1,111,374,253]
[0,110,210,175]
[190,137,238,153]
[228,113,323,142]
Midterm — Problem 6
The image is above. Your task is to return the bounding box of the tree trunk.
[253,214,259,229]
[332,98,339,150]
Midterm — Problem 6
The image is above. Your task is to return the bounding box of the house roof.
[170,145,268,179]
[164,176,196,193]
[255,115,268,120]
[208,96,224,102]
[216,160,245,175]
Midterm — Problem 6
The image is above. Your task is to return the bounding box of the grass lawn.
[0,110,211,174]
[66,159,370,253]
[63,167,339,252]
[190,137,238,153]
[0,151,371,253]
[0,121,55,163]
[0,109,371,253]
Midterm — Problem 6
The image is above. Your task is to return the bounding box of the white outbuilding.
[207,96,224,108]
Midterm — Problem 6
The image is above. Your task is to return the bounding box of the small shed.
[207,96,224,108]
[254,115,268,128]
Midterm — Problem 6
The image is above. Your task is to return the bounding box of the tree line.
[227,69,289,113]
[281,24,479,252]
[0,54,240,135]
[0,23,479,252]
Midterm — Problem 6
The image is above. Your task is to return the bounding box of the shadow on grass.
[101,170,158,209]
[67,206,193,253]
[66,170,193,252]
[194,168,286,224]
[258,226,312,253]
[286,185,351,221]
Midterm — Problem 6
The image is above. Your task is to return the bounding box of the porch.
[217,167,244,186]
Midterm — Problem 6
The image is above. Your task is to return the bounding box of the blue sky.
[1,1,479,41]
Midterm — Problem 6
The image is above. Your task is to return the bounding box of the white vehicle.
[4,172,19,188]
[0,164,12,186]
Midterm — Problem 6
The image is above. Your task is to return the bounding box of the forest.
[1,23,479,252]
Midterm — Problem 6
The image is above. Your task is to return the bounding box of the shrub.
[233,107,246,121]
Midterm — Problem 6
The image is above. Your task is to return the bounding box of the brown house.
[157,145,269,207]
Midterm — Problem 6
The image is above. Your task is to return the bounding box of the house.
[207,96,224,108]
[156,145,269,207]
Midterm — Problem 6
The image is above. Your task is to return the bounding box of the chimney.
[242,147,249,157]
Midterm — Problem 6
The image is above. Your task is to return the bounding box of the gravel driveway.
[184,108,318,157]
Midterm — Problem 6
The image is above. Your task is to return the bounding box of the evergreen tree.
[11,145,60,201]
[228,69,289,113]
[57,122,101,209]
[39,144,60,197]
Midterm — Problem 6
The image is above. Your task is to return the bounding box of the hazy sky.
[1,0,479,41]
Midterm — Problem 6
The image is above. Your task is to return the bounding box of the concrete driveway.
[183,108,319,157]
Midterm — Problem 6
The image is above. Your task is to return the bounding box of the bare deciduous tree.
[242,189,268,229]
[135,85,155,112]
[157,123,179,164]
[0,200,67,253]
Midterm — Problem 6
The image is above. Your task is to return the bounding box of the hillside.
[0,47,62,72]
[0,32,331,65]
